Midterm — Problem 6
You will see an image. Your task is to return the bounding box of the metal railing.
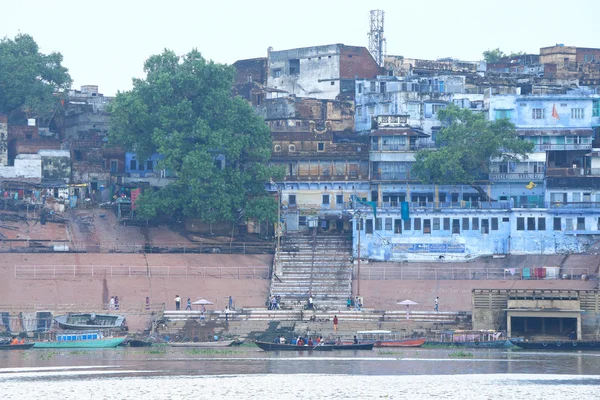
[534,143,592,151]
[489,172,545,180]
[0,302,165,313]
[13,265,270,279]
[354,266,590,280]
[546,168,600,177]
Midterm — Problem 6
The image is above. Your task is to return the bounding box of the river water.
[1,347,600,399]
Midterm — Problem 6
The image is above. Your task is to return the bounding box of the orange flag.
[552,104,560,120]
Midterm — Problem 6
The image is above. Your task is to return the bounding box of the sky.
[2,0,599,96]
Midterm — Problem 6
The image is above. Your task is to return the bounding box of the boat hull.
[426,340,513,348]
[375,337,426,347]
[170,340,235,348]
[515,341,600,350]
[55,314,126,330]
[0,343,35,350]
[33,337,126,349]
[255,341,374,351]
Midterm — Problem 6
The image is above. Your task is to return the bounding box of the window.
[414,218,421,231]
[443,218,450,230]
[110,160,118,173]
[502,217,510,222]
[272,69,281,78]
[394,219,402,233]
[478,219,487,234]
[452,219,460,234]
[517,217,525,231]
[565,218,573,231]
[299,216,307,226]
[358,84,363,94]
[317,142,324,151]
[368,106,374,115]
[462,218,469,230]
[370,81,376,92]
[129,159,137,170]
[288,59,300,75]
[577,217,585,230]
[495,110,512,119]
[357,107,363,117]
[571,108,584,119]
[423,219,431,234]
[554,217,561,230]
[385,218,393,231]
[288,195,296,206]
[491,218,498,230]
[527,217,536,231]
[322,194,329,205]
[379,82,386,93]
[432,104,445,115]
[375,218,382,231]
[366,219,373,234]
[433,218,440,230]
[330,81,335,86]
[404,218,411,231]
[538,217,546,230]
[472,218,479,231]
[597,217,600,230]
[532,108,545,119]
[146,160,153,171]
[336,194,343,204]
[593,100,600,117]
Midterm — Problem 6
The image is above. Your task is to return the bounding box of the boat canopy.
[357,330,392,335]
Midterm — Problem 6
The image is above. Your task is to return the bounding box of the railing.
[546,168,600,177]
[534,143,592,151]
[548,202,600,209]
[354,266,590,280]
[489,173,545,181]
[0,303,165,313]
[348,201,512,210]
[371,143,436,151]
[13,265,270,279]
[0,241,274,254]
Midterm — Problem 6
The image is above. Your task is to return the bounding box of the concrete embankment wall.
[0,253,272,311]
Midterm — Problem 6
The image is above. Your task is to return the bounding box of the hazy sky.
[2,0,598,96]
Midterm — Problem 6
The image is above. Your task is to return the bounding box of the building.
[64,85,113,140]
[266,44,381,100]
[540,44,600,86]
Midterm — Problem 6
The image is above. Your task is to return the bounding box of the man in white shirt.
[175,295,181,311]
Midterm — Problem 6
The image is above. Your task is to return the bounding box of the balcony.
[548,202,600,210]
[489,172,544,181]
[534,143,592,151]
[546,168,600,177]
[371,143,436,152]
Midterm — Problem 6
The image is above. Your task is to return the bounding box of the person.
[145,296,150,311]
[10,337,19,345]
[19,338,25,344]
[353,335,359,344]
[270,296,277,310]
[316,336,321,344]
[175,295,181,311]
[308,337,314,346]
[186,298,192,310]
[279,335,286,344]
[109,296,115,310]
[228,296,233,310]
[333,315,338,332]
[347,297,352,308]
[308,296,313,310]
[435,297,439,312]
[114,296,119,310]
[225,306,230,322]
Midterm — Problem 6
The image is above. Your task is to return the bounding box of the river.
[1,346,600,399]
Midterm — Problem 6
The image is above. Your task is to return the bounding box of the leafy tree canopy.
[483,48,526,64]
[109,49,281,224]
[0,34,71,122]
[412,104,534,198]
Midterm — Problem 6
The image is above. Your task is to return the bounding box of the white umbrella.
[192,299,214,305]
[397,299,418,320]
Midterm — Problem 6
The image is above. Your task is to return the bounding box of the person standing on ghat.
[175,295,181,311]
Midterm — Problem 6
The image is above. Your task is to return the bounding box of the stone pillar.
[577,315,582,340]
[507,315,512,338]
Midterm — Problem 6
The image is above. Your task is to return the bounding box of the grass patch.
[448,351,474,358]
[69,351,92,355]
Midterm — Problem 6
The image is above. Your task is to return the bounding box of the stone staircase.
[270,231,353,310]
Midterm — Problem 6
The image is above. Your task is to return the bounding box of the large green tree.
[412,104,534,200]
[0,34,71,122]
[109,49,280,224]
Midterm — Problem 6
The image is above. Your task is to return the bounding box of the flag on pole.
[552,104,560,120]
[351,195,377,219]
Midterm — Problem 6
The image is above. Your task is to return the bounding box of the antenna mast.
[368,10,386,67]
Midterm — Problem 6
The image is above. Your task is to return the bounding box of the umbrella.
[192,299,214,305]
[397,299,418,320]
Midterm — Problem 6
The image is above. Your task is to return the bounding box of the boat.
[54,313,126,330]
[425,330,512,348]
[120,338,153,347]
[353,330,426,347]
[0,343,35,350]
[170,340,237,348]
[33,331,126,349]
[255,340,374,351]
[514,341,600,350]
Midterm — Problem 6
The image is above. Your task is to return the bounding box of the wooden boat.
[255,340,374,351]
[33,331,126,349]
[120,338,153,347]
[425,340,513,348]
[170,340,236,348]
[514,341,600,350]
[0,343,35,350]
[353,331,426,347]
[54,313,126,330]
[426,330,510,348]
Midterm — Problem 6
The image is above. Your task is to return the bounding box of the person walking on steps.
[186,298,192,310]
[333,315,338,332]
[435,297,439,312]
[175,295,181,311]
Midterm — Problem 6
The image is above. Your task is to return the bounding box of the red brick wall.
[233,58,267,85]
[8,125,39,140]
[13,139,61,154]
[339,46,382,79]
[576,47,600,63]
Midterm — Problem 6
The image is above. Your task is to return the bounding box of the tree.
[482,48,506,64]
[412,104,534,201]
[109,49,282,224]
[0,34,71,122]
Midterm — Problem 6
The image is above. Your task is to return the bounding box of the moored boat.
[33,331,126,349]
[54,313,126,330]
[170,340,237,348]
[255,340,374,351]
[515,341,600,350]
[426,330,510,348]
[353,331,426,347]
[0,343,35,350]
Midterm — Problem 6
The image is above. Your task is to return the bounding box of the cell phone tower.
[368,10,386,67]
